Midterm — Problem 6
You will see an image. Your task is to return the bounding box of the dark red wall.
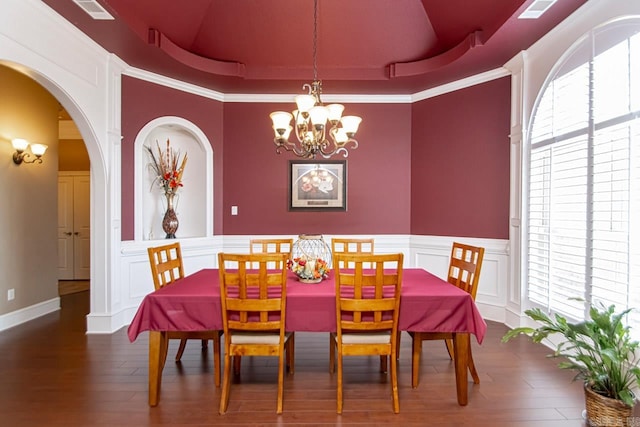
[120,76,509,240]
[222,102,412,235]
[410,77,511,239]
[121,76,224,239]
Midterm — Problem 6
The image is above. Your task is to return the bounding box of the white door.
[58,173,90,280]
[58,176,74,280]
[73,175,90,279]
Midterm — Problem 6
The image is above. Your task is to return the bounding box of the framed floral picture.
[289,161,346,211]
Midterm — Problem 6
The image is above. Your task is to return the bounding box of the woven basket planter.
[584,384,635,427]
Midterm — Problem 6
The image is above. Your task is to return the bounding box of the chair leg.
[448,335,480,383]
[468,343,480,384]
[149,332,167,407]
[213,333,222,387]
[286,333,295,374]
[175,338,188,362]
[277,345,285,414]
[336,348,343,414]
[445,338,454,360]
[396,330,402,360]
[379,355,388,373]
[329,333,335,373]
[411,332,422,388]
[445,337,478,382]
[390,349,399,414]
[159,332,169,374]
[219,351,232,414]
[233,355,241,375]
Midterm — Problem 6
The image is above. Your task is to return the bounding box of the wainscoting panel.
[410,235,510,323]
[97,234,508,333]
[114,237,222,334]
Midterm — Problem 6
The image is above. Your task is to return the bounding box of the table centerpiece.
[289,255,330,284]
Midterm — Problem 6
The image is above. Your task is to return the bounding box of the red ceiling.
[41,0,587,95]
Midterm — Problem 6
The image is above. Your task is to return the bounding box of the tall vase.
[162,193,179,239]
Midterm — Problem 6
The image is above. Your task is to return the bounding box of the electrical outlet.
[231,206,238,215]
[7,288,15,301]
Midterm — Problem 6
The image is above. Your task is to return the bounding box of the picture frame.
[289,160,347,211]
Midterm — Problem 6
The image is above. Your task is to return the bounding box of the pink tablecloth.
[127,268,487,343]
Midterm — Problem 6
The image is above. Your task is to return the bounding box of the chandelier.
[269,0,362,159]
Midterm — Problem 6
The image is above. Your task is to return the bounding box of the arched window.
[527,18,640,333]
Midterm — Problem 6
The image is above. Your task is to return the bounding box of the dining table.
[128,268,487,407]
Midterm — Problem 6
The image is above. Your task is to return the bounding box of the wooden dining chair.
[329,237,376,372]
[218,252,294,415]
[330,237,375,268]
[147,242,223,386]
[249,238,293,256]
[331,252,404,414]
[249,238,293,269]
[408,242,485,388]
[234,238,294,373]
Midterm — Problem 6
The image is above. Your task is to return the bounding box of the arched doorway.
[0,62,107,332]
[0,20,117,333]
[57,104,91,293]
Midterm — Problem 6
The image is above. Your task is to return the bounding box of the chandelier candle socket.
[270,0,362,159]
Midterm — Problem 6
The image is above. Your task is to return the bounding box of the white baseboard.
[0,297,60,332]
[86,307,133,335]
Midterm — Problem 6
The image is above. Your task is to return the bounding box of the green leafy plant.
[502,303,640,407]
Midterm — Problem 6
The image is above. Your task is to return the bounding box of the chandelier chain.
[268,0,361,159]
[313,0,318,82]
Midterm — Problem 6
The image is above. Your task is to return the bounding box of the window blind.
[527,23,640,336]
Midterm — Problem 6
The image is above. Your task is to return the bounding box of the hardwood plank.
[0,290,638,425]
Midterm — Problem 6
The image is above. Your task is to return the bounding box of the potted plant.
[502,303,640,426]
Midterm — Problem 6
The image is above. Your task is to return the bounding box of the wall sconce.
[12,138,48,165]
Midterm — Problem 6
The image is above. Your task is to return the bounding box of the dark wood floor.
[1,291,637,426]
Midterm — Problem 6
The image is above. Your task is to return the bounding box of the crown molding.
[123,64,510,105]
[223,93,412,104]
[122,66,226,102]
[411,68,511,102]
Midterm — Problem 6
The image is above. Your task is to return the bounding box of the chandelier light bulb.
[282,126,293,141]
[308,106,329,126]
[326,104,345,123]
[11,138,30,152]
[334,128,348,144]
[30,143,48,157]
[340,116,362,136]
[295,94,316,113]
[270,111,293,137]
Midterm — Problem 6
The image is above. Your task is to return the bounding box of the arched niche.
[134,117,213,241]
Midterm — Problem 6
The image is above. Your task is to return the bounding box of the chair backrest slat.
[331,238,375,269]
[334,252,403,333]
[218,253,289,334]
[448,242,485,300]
[147,242,184,290]
[249,238,293,269]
